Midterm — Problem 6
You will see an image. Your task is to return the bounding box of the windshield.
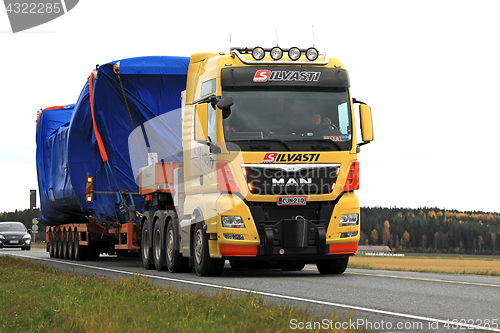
[0,223,26,232]
[222,86,352,151]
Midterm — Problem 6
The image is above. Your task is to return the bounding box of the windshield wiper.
[228,139,292,151]
[256,139,292,151]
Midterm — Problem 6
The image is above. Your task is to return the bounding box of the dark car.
[0,222,31,250]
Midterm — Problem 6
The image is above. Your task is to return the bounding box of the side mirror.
[217,97,233,119]
[359,104,374,142]
[209,143,222,154]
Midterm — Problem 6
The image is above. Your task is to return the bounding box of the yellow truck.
[138,46,374,275]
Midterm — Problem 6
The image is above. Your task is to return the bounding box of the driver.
[296,113,336,133]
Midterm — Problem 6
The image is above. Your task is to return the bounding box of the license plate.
[9,240,19,244]
[277,196,307,206]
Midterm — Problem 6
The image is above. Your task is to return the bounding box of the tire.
[49,231,55,258]
[73,229,87,261]
[56,230,63,258]
[166,220,189,273]
[279,260,306,271]
[153,220,168,271]
[141,219,153,270]
[62,230,69,259]
[67,229,75,260]
[193,223,224,276]
[316,256,349,274]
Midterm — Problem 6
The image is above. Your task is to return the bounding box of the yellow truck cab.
[142,46,374,275]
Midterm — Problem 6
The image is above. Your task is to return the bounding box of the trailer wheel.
[193,223,224,276]
[49,231,55,258]
[166,221,189,273]
[56,230,63,258]
[141,220,153,270]
[316,256,349,274]
[279,260,306,271]
[73,229,87,261]
[153,220,167,271]
[67,229,75,260]
[62,230,69,259]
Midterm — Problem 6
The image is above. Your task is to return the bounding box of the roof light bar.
[231,47,329,65]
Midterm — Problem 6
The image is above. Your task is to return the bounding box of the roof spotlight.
[288,47,301,61]
[270,47,283,60]
[252,47,265,60]
[306,47,319,61]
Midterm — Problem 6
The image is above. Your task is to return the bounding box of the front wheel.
[193,223,224,276]
[316,256,349,274]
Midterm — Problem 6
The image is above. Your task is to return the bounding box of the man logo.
[4,0,79,33]
[253,70,270,82]
[272,178,312,186]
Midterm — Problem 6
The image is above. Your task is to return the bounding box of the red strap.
[89,70,109,163]
[37,105,67,126]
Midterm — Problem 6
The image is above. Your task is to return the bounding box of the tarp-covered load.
[36,56,190,225]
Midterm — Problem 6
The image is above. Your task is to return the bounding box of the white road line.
[5,252,500,332]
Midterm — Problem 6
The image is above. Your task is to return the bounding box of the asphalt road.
[2,248,500,332]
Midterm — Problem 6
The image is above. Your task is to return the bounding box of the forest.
[360,207,500,254]
[2,207,500,254]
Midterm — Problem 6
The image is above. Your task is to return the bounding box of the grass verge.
[348,255,500,276]
[0,256,361,333]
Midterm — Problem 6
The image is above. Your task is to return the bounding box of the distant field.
[349,255,500,276]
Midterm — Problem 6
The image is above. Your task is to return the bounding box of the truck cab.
[168,47,374,275]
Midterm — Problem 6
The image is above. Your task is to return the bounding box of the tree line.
[0,209,41,233]
[3,207,500,254]
[360,207,500,254]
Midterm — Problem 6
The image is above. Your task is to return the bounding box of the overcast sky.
[1,0,499,213]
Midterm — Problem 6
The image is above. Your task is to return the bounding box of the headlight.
[340,231,358,238]
[305,47,319,61]
[288,47,301,61]
[252,47,265,60]
[223,234,244,240]
[0,234,5,239]
[23,234,31,240]
[270,46,283,60]
[221,216,245,229]
[339,214,359,227]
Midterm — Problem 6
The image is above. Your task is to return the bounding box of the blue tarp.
[36,56,190,225]
[36,104,88,225]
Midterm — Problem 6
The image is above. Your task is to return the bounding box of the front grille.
[242,164,339,195]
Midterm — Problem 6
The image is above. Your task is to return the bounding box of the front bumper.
[0,239,30,248]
